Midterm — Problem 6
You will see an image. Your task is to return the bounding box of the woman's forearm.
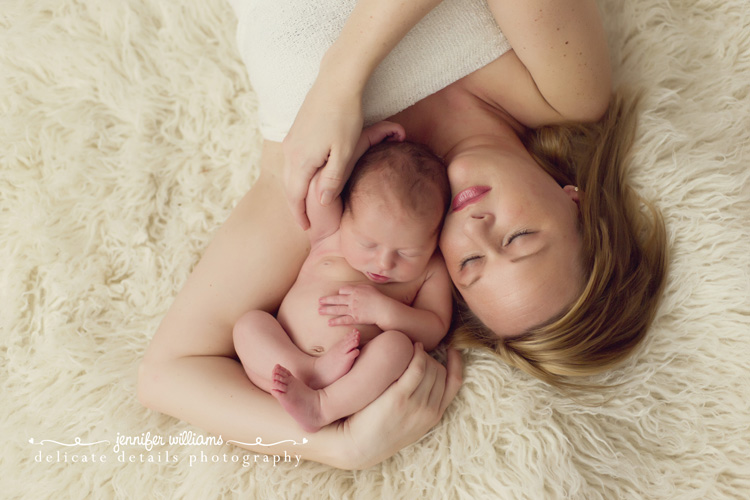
[282,1,444,227]
[136,143,345,462]
[319,0,444,94]
[137,353,348,467]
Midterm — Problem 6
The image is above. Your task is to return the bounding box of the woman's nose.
[463,213,494,246]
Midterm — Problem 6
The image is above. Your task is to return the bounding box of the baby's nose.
[377,251,396,270]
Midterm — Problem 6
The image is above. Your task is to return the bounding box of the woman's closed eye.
[459,255,482,270]
[459,229,534,269]
[504,229,532,246]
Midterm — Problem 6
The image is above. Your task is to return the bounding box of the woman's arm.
[485,0,612,123]
[283,0,444,229]
[137,142,462,468]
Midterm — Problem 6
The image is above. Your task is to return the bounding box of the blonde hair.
[450,91,668,388]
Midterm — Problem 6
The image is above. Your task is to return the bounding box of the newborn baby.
[233,123,452,432]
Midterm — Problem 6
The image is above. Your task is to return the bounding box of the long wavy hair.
[449,91,668,388]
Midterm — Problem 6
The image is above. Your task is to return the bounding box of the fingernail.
[320,190,333,205]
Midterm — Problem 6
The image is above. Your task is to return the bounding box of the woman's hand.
[283,76,406,230]
[281,0,436,231]
[336,343,463,470]
[283,75,364,230]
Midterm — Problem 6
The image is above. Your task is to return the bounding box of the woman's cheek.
[438,219,459,261]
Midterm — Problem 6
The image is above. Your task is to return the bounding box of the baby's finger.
[327,316,355,326]
[318,295,349,305]
[318,305,351,316]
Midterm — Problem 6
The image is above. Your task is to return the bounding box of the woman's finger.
[439,348,463,414]
[286,178,311,230]
[394,343,428,398]
[283,157,319,231]
[409,350,439,404]
[316,149,351,206]
[426,362,447,410]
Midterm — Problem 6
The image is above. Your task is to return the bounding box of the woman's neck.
[389,82,524,160]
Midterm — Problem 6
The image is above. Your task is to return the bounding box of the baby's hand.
[318,285,394,327]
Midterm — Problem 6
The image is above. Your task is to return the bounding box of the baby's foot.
[309,329,360,389]
[271,364,326,433]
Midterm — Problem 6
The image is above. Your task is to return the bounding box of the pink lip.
[451,186,491,212]
[367,272,390,283]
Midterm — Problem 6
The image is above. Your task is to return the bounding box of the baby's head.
[339,141,450,284]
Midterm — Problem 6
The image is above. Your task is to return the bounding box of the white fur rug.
[2,0,749,498]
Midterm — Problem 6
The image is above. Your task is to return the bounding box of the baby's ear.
[365,121,406,146]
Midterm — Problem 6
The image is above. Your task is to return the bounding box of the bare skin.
[234,132,452,432]
[138,0,611,469]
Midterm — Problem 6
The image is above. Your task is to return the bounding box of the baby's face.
[339,201,439,284]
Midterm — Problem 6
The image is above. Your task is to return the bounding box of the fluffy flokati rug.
[2,0,749,498]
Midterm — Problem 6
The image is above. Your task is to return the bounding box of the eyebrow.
[463,244,550,289]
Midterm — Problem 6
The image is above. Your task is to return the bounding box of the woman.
[138,0,666,468]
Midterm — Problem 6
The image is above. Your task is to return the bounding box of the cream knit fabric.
[230,0,511,141]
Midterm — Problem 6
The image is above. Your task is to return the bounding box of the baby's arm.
[375,255,452,350]
[320,255,452,350]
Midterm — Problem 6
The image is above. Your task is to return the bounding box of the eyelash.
[507,229,531,245]
[459,255,481,270]
[459,229,532,269]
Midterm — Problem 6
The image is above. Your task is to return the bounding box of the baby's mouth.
[366,272,390,283]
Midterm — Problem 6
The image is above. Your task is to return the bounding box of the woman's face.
[439,137,585,338]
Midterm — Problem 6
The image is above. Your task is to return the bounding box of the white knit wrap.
[229,0,511,141]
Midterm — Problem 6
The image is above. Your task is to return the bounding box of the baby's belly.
[277,279,381,356]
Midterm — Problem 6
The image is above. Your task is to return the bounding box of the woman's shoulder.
[456,51,570,129]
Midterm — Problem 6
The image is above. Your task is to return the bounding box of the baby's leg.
[272,330,413,432]
[233,310,360,392]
